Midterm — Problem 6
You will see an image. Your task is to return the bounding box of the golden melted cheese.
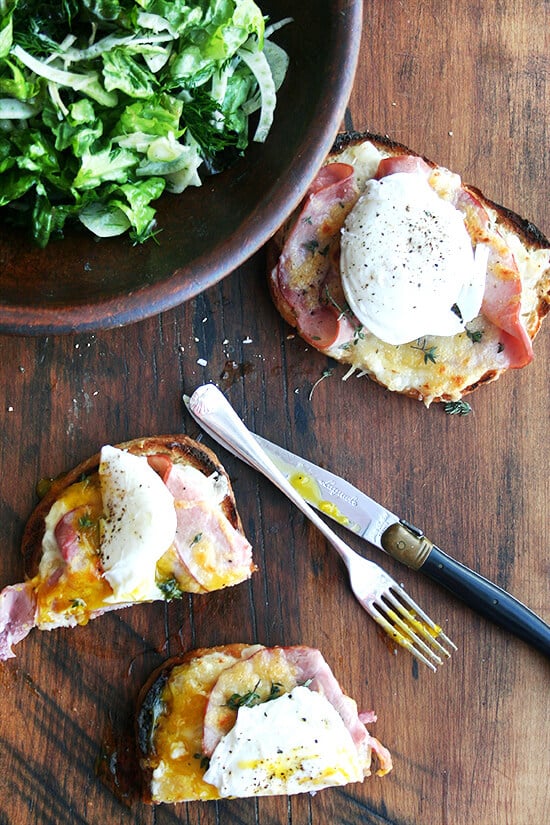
[146,649,249,803]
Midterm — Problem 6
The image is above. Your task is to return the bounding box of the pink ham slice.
[163,461,221,502]
[270,163,360,349]
[172,499,253,592]
[164,461,254,592]
[453,187,533,367]
[0,583,37,660]
[54,506,90,563]
[375,153,432,178]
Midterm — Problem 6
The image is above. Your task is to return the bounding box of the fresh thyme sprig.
[226,680,284,710]
[309,368,334,400]
[411,338,438,364]
[444,399,472,416]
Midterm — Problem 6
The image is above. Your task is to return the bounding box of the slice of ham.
[453,187,533,367]
[54,507,89,563]
[163,462,223,503]
[0,583,38,660]
[270,163,360,349]
[375,153,432,178]
[172,499,253,592]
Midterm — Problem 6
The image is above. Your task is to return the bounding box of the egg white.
[203,685,364,796]
[340,171,488,345]
[99,445,177,602]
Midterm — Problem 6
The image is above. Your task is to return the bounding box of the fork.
[184,384,456,672]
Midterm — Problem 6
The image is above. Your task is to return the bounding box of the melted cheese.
[203,686,363,797]
[340,172,488,345]
[99,445,177,602]
[148,648,255,803]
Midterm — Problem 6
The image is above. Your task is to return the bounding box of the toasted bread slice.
[136,643,392,803]
[268,131,550,404]
[0,436,255,660]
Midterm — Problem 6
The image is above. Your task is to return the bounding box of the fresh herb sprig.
[226,680,284,710]
[444,399,472,416]
[411,337,438,364]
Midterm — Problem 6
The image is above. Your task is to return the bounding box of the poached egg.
[340,171,489,345]
[99,445,177,602]
[203,685,364,796]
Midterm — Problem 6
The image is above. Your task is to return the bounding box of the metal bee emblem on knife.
[252,433,550,659]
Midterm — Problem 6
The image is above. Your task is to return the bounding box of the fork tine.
[369,586,455,669]
[366,606,442,672]
[372,598,445,669]
[385,587,457,654]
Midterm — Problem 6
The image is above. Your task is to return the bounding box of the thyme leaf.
[324,284,349,319]
[194,753,211,771]
[78,512,95,528]
[411,338,438,364]
[226,681,262,710]
[444,400,472,416]
[308,368,334,400]
[157,577,184,601]
[466,326,484,343]
[226,680,284,710]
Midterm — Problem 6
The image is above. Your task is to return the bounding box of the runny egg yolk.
[340,171,488,345]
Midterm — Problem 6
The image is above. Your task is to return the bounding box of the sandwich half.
[269,131,550,404]
[0,436,255,660]
[137,643,393,802]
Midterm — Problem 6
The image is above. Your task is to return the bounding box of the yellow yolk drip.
[35,476,113,626]
[288,471,359,528]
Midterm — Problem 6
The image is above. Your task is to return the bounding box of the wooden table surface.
[1,2,549,823]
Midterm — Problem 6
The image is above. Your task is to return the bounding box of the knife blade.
[253,433,550,659]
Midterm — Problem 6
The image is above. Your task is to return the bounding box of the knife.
[252,433,550,659]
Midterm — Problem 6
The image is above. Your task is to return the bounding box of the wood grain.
[1,2,549,823]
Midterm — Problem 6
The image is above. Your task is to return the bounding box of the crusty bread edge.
[21,435,244,578]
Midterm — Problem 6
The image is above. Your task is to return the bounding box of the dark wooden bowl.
[0,1,362,335]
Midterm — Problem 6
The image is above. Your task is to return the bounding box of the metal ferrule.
[380,521,434,569]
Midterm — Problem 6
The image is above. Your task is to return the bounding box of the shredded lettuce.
[0,0,291,246]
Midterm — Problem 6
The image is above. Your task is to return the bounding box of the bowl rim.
[0,1,363,336]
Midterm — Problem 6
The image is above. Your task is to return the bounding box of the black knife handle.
[422,545,550,658]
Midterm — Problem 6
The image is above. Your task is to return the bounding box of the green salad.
[0,0,290,245]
